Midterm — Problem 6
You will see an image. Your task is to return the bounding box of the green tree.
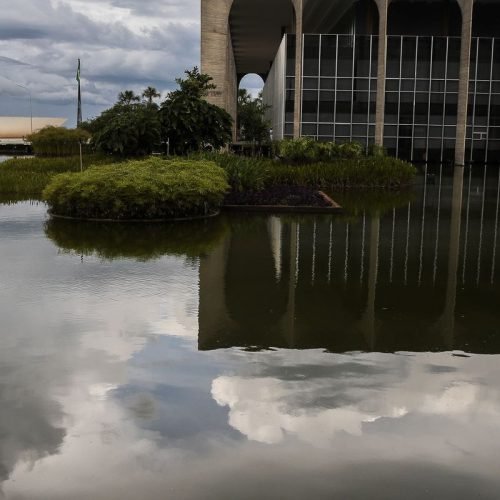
[142,86,161,105]
[83,102,160,156]
[117,90,140,105]
[159,67,232,155]
[237,89,270,145]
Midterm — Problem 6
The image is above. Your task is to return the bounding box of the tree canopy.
[83,70,233,157]
[159,67,232,155]
[237,89,270,144]
[82,92,160,156]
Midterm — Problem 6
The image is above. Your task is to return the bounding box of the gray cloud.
[0,0,201,126]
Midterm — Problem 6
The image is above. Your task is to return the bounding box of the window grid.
[279,34,500,162]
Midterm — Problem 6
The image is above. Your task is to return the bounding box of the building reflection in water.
[199,167,500,354]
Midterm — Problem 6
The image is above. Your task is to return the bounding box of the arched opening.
[236,73,270,146]
[239,74,265,98]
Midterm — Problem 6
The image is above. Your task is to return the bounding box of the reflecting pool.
[1,167,500,499]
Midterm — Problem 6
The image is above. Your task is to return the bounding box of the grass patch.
[197,153,417,192]
[0,155,115,198]
[43,157,229,220]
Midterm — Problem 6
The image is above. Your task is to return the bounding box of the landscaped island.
[43,158,229,220]
[0,143,416,219]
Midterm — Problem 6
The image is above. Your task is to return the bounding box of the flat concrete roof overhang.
[228,0,360,79]
[229,0,296,78]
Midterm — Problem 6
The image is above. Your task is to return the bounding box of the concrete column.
[455,0,474,167]
[374,0,390,148]
[293,0,303,138]
[201,0,237,129]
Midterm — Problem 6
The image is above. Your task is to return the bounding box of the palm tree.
[142,86,161,104]
[117,90,140,105]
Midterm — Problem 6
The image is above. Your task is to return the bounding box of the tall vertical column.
[201,0,237,128]
[455,0,474,167]
[374,0,390,147]
[293,0,303,138]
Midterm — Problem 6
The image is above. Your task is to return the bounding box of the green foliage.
[28,127,91,157]
[43,158,229,220]
[199,152,417,191]
[276,138,364,163]
[0,155,114,198]
[237,89,270,144]
[84,102,161,156]
[196,153,269,192]
[160,67,233,155]
[45,215,228,261]
[142,86,161,104]
[117,90,141,105]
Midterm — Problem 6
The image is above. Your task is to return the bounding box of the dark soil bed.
[224,185,333,207]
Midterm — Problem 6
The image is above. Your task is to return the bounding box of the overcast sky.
[0,0,261,127]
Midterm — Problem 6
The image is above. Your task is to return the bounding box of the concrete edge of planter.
[47,210,221,223]
[222,191,343,214]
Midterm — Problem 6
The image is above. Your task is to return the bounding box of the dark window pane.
[402,37,416,78]
[319,91,335,122]
[304,35,320,76]
[320,78,335,90]
[321,36,337,77]
[417,37,431,78]
[337,35,354,77]
[302,90,318,122]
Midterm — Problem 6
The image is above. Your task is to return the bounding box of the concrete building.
[201,0,500,165]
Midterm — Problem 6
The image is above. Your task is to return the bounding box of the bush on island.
[198,152,417,191]
[43,158,229,220]
[28,127,91,157]
[276,138,364,163]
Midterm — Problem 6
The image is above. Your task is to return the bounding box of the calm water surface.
[1,167,500,499]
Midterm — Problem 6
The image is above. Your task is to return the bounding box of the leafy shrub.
[201,153,416,191]
[28,127,91,157]
[276,138,364,163]
[84,102,161,156]
[196,153,270,192]
[43,158,229,220]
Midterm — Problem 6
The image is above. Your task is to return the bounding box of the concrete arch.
[201,0,300,138]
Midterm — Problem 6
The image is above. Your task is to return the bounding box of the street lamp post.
[15,83,33,135]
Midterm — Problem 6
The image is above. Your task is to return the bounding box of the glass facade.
[300,34,378,148]
[467,38,500,164]
[384,36,460,163]
[271,33,500,164]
